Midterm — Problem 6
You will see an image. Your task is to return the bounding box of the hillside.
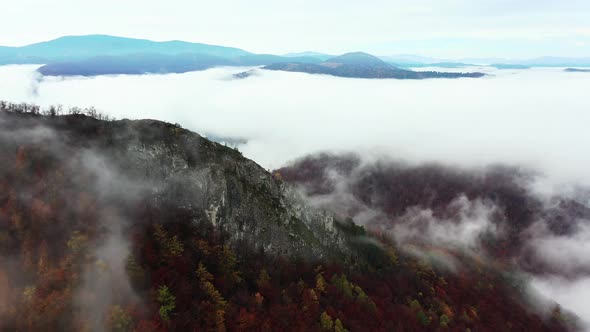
[275,153,590,270]
[0,102,578,331]
[37,53,234,76]
[37,52,323,77]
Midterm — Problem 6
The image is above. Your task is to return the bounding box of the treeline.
[0,100,114,121]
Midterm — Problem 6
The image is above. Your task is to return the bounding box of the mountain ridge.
[0,102,579,331]
[3,35,590,69]
[324,52,389,67]
[0,34,252,64]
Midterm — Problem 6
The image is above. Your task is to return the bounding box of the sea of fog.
[2,64,590,325]
[1,65,588,188]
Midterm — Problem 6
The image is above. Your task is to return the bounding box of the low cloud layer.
[392,195,501,252]
[277,152,590,328]
[521,221,590,276]
[529,224,590,327]
[1,65,590,189]
[532,276,590,328]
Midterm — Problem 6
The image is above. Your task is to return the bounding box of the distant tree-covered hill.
[565,68,590,72]
[37,52,323,76]
[264,52,486,79]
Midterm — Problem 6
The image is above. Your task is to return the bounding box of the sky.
[1,0,590,58]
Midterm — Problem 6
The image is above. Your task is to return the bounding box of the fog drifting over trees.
[2,64,590,324]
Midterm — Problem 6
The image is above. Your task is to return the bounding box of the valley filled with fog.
[2,65,588,187]
[2,64,590,325]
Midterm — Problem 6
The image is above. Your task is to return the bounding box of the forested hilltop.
[263,52,485,79]
[0,102,577,331]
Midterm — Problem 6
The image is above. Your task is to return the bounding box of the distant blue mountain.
[0,35,251,65]
[381,55,590,68]
[231,54,321,66]
[283,51,334,61]
[325,52,388,67]
[392,62,474,69]
[465,56,590,67]
[491,64,531,70]
[564,68,590,73]
[378,54,442,64]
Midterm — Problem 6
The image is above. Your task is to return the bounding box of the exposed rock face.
[0,112,347,258]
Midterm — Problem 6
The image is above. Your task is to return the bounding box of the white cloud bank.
[532,277,590,329]
[392,195,501,252]
[1,65,589,187]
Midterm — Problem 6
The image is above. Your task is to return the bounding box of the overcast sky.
[2,0,590,58]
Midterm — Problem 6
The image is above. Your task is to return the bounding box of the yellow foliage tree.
[257,269,271,288]
[320,311,334,331]
[197,262,227,332]
[108,305,132,332]
[67,230,89,259]
[315,273,327,293]
[334,318,348,332]
[154,224,184,258]
[156,285,175,322]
